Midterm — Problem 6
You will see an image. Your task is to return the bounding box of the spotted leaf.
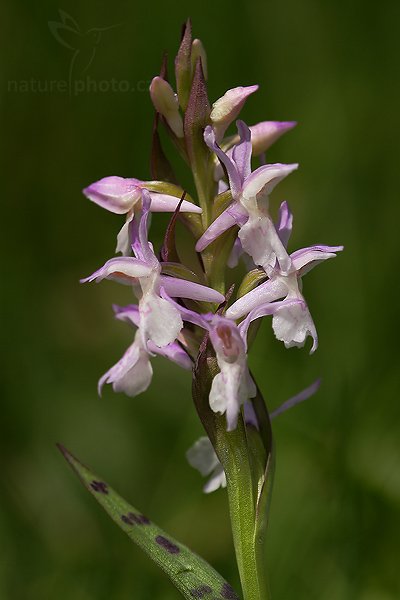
[58,444,239,600]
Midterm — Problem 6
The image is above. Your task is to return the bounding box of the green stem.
[216,420,272,600]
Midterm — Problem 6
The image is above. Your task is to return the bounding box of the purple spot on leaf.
[90,480,108,494]
[128,512,150,525]
[190,585,213,598]
[155,535,180,554]
[121,514,133,525]
[221,583,239,599]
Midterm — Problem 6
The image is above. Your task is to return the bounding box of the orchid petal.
[148,192,202,214]
[98,332,153,398]
[159,289,210,329]
[161,276,225,304]
[115,213,134,256]
[113,304,191,369]
[217,179,229,194]
[272,301,318,353]
[227,237,243,268]
[186,437,227,494]
[226,277,288,319]
[270,379,321,419]
[137,190,159,267]
[248,121,297,156]
[83,176,141,214]
[80,257,153,285]
[204,126,241,198]
[203,465,227,493]
[209,365,255,431]
[291,245,344,274]
[243,401,259,429]
[186,437,220,477]
[148,340,192,369]
[238,213,292,274]
[113,304,140,327]
[140,292,183,348]
[232,120,252,184]
[210,85,258,143]
[277,201,293,248]
[238,298,303,345]
[242,163,298,200]
[195,202,247,252]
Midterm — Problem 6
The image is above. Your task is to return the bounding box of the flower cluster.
[82,21,342,490]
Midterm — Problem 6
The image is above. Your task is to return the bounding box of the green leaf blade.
[58,444,240,600]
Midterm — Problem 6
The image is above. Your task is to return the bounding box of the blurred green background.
[1,1,399,598]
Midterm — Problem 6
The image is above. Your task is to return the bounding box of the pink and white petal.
[148,192,202,214]
[141,293,183,347]
[226,277,288,320]
[115,213,134,256]
[186,437,220,477]
[195,202,247,252]
[227,237,244,268]
[81,257,153,285]
[238,298,303,346]
[272,301,318,353]
[249,121,297,156]
[83,176,141,214]
[204,465,227,493]
[209,362,249,431]
[159,288,210,329]
[242,163,298,200]
[204,126,242,198]
[138,190,160,267]
[112,353,153,397]
[217,179,229,193]
[98,334,152,398]
[238,214,292,273]
[149,340,192,369]
[232,120,252,184]
[291,245,344,274]
[209,372,234,423]
[113,304,140,328]
[277,201,293,249]
[161,276,225,304]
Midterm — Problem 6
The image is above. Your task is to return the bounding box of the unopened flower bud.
[210,85,258,142]
[149,77,184,138]
[191,38,208,80]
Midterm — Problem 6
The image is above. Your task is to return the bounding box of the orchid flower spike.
[83,176,202,255]
[196,120,298,275]
[99,305,192,398]
[228,202,344,353]
[82,190,224,349]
